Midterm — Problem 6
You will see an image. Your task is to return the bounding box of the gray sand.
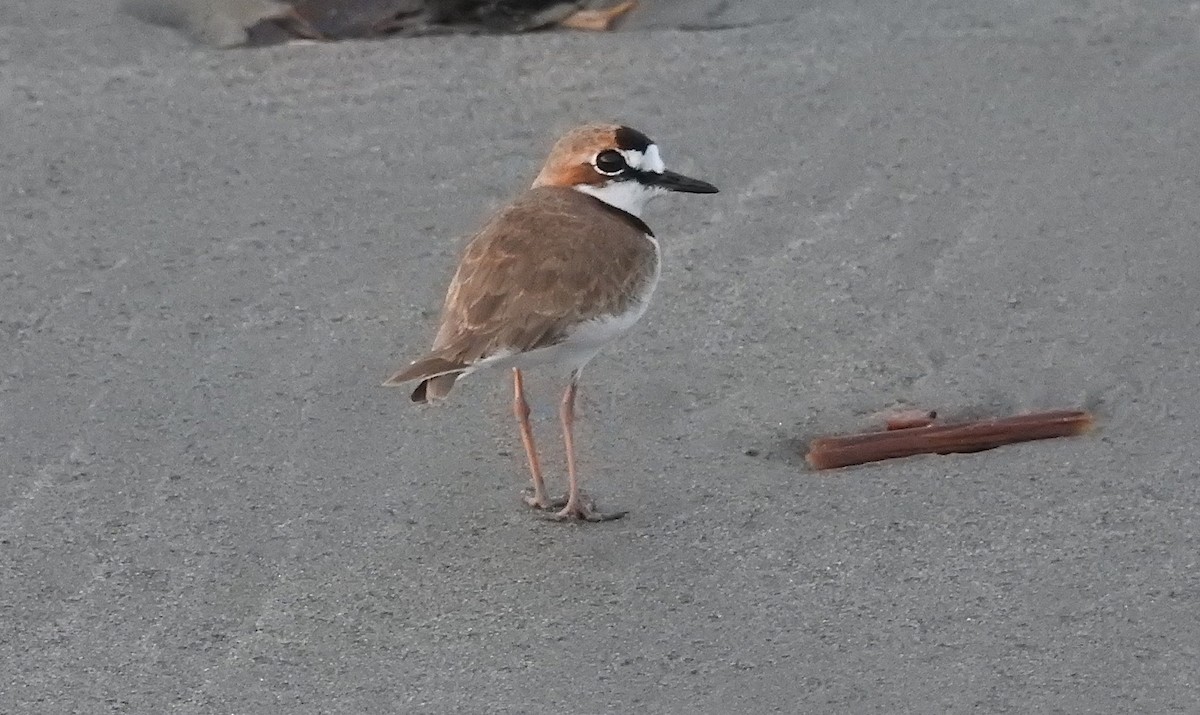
[3,1,1199,712]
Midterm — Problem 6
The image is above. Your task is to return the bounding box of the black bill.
[643,169,719,194]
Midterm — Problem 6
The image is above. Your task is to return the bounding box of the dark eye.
[594,149,627,175]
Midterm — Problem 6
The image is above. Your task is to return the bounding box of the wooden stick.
[559,0,639,32]
[806,409,1095,470]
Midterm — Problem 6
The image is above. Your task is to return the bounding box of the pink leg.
[551,376,626,522]
[513,368,559,509]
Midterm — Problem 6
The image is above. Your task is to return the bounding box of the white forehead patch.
[618,144,666,174]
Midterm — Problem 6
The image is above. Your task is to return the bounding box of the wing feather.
[429,187,656,365]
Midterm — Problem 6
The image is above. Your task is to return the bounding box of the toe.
[543,502,627,522]
[522,489,568,510]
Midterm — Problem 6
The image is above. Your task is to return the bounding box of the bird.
[383,123,718,522]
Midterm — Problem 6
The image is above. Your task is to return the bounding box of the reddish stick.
[806,409,1095,470]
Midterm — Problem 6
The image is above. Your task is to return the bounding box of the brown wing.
[429,187,656,365]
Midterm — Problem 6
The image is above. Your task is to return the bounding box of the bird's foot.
[522,488,568,511]
[540,497,627,523]
[559,0,638,32]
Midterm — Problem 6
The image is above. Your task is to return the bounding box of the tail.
[382,355,468,403]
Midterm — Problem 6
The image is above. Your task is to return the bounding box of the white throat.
[573,181,659,217]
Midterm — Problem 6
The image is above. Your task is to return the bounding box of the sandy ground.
[3,1,1200,712]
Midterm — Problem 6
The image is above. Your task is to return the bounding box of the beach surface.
[2,1,1199,711]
